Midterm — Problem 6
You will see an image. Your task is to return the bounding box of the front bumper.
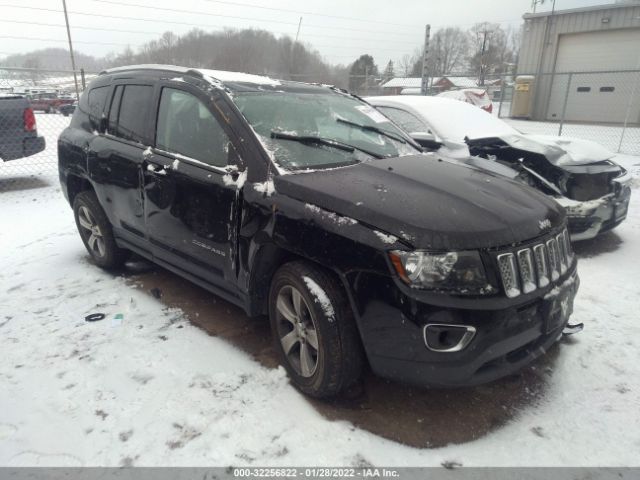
[353,268,579,388]
[562,174,632,241]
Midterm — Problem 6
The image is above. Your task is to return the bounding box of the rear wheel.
[269,261,364,398]
[73,190,129,269]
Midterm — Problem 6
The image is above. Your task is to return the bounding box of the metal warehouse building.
[516,1,640,123]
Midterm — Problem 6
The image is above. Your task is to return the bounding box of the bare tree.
[468,23,517,83]
[428,27,470,76]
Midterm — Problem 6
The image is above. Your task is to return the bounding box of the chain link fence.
[495,70,640,156]
[0,67,98,187]
[377,70,640,156]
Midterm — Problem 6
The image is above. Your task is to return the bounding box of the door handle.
[146,163,167,175]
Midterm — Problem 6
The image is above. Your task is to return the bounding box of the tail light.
[24,107,36,132]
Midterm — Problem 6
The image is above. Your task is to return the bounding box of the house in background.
[380,76,500,96]
[379,77,422,95]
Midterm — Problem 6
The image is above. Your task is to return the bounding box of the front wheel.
[73,190,129,269]
[269,261,364,398]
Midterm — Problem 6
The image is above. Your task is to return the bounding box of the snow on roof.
[381,77,422,89]
[196,69,281,86]
[438,76,479,88]
[102,64,191,74]
[102,64,282,86]
[366,95,518,141]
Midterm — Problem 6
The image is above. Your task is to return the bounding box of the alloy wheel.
[275,285,319,377]
[78,206,106,258]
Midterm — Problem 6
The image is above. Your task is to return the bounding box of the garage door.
[546,29,640,123]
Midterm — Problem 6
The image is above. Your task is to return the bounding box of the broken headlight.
[389,250,490,293]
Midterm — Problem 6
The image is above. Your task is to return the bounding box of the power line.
[0,15,419,47]
[0,51,83,58]
[0,36,139,47]
[0,21,418,55]
[199,0,422,28]
[87,0,421,37]
[0,19,166,36]
[0,4,287,31]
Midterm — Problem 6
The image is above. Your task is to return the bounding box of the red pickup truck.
[27,93,75,113]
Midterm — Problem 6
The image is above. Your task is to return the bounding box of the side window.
[107,85,123,136]
[155,88,230,168]
[87,86,109,130]
[377,106,431,134]
[114,85,153,143]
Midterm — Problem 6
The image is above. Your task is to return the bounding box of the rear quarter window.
[87,86,110,130]
[71,84,110,131]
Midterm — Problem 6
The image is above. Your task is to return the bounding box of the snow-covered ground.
[1,162,640,464]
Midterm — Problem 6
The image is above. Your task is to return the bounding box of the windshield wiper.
[336,118,407,144]
[270,131,383,159]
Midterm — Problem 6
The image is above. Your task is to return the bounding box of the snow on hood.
[525,135,614,165]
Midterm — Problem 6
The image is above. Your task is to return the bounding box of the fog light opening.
[423,324,476,353]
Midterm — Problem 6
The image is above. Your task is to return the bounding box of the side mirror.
[411,131,442,150]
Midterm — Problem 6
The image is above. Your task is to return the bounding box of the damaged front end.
[466,134,632,241]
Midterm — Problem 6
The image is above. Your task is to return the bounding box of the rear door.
[88,81,155,250]
[143,83,243,292]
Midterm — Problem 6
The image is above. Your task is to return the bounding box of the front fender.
[239,187,402,317]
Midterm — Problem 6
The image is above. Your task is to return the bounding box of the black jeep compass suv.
[58,65,579,398]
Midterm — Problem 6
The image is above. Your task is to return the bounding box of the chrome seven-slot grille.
[497,228,574,298]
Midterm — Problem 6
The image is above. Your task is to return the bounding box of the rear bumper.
[0,136,46,161]
[353,268,579,388]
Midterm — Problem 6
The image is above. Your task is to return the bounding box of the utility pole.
[478,26,491,86]
[533,0,557,118]
[289,17,302,80]
[420,24,431,95]
[364,65,369,96]
[62,0,80,100]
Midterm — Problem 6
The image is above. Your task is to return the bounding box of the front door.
[143,85,242,291]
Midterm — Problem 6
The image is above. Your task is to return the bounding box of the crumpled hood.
[525,134,614,165]
[469,133,615,167]
[274,154,565,250]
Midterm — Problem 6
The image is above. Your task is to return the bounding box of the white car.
[366,95,632,241]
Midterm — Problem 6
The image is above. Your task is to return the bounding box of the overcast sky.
[0,0,620,67]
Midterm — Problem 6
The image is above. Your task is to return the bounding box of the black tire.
[269,261,364,398]
[73,190,129,269]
